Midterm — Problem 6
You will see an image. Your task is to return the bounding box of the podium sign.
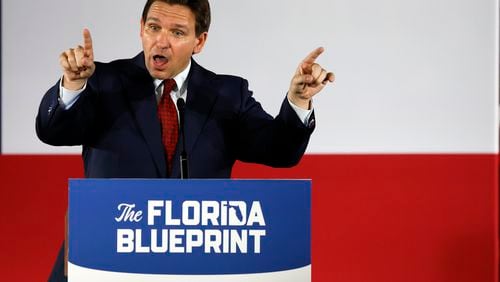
[68,179,311,281]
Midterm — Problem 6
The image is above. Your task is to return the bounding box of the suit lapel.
[123,53,167,177]
[170,60,219,178]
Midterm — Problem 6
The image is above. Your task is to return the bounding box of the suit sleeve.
[36,78,100,146]
[234,79,315,167]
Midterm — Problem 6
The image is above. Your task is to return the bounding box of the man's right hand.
[59,28,95,91]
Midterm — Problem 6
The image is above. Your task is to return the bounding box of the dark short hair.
[142,0,211,36]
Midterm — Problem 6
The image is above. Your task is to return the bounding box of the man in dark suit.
[36,0,334,280]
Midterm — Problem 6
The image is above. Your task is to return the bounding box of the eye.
[172,30,185,37]
[147,24,161,33]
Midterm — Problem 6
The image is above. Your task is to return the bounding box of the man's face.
[141,2,207,80]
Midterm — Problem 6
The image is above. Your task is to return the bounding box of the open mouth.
[153,55,168,67]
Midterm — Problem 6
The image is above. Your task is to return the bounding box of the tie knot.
[163,79,177,96]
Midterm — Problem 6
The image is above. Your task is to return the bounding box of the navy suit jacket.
[36,53,314,178]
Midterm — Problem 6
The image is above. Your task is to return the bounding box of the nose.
[156,32,170,49]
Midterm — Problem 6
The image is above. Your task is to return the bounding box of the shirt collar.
[153,60,191,97]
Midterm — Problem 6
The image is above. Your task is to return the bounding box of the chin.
[149,70,169,80]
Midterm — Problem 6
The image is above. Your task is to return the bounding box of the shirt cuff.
[287,98,313,125]
[59,77,86,109]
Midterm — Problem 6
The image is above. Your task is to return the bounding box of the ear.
[193,32,208,55]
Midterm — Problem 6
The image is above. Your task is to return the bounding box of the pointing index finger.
[82,28,93,58]
[302,47,324,66]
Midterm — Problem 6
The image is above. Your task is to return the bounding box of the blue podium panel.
[68,179,311,281]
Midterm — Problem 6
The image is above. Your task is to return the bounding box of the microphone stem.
[177,98,189,179]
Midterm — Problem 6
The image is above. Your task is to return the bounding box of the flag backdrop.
[0,0,498,281]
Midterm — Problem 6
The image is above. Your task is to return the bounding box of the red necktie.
[157,79,178,174]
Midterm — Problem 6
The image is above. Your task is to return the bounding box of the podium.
[68,179,311,282]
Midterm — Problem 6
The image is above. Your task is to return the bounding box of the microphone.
[177,98,189,179]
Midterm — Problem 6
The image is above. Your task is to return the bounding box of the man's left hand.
[288,47,335,109]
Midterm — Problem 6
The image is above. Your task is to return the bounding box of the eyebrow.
[171,23,188,30]
[145,17,161,23]
[145,17,188,29]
